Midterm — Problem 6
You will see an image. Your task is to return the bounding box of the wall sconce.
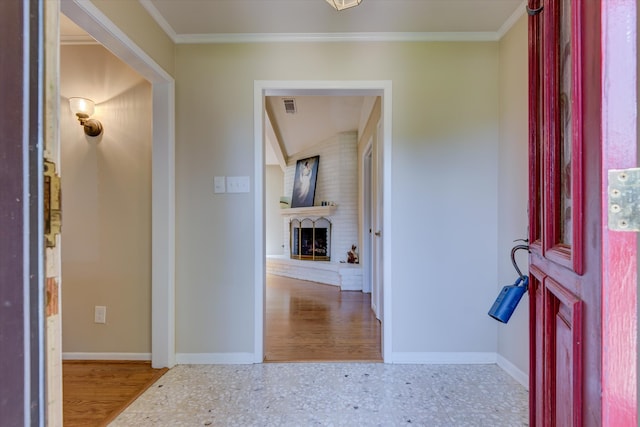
[69,97,103,137]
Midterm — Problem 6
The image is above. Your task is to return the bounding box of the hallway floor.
[110,363,528,426]
[265,274,381,362]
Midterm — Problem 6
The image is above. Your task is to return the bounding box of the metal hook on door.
[487,240,531,323]
[511,240,530,279]
[526,4,543,16]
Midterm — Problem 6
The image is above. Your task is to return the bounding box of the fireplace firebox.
[290,217,331,261]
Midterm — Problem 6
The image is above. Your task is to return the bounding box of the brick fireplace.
[266,131,363,291]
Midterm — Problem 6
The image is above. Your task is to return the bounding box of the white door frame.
[61,0,176,368]
[253,80,393,362]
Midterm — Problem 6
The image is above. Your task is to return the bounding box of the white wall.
[60,44,152,355]
[497,15,530,381]
[265,165,284,255]
[175,41,501,358]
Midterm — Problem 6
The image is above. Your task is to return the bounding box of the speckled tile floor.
[110,363,529,427]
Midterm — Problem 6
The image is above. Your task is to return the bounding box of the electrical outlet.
[94,305,106,324]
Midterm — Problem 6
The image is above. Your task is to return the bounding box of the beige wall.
[61,3,532,365]
[60,45,152,354]
[175,41,502,355]
[56,1,532,375]
[497,15,529,376]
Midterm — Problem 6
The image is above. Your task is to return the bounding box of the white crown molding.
[60,34,99,45]
[139,0,178,42]
[175,31,501,44]
[496,0,527,39]
[138,0,521,45]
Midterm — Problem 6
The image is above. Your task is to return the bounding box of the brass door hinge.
[608,168,640,232]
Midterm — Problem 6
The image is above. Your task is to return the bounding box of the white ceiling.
[61,0,526,166]
[143,0,525,41]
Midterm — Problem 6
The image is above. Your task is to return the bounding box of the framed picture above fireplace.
[291,155,319,208]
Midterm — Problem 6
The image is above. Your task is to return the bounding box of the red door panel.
[528,0,636,425]
[528,269,544,427]
[529,0,592,423]
[545,277,583,426]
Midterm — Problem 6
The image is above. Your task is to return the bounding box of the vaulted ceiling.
[60,0,525,166]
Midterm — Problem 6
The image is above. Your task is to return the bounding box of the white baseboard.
[496,353,529,390]
[175,353,255,364]
[390,352,498,364]
[62,352,151,361]
[389,352,528,390]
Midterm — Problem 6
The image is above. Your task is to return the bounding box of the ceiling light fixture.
[325,0,362,11]
[69,97,103,137]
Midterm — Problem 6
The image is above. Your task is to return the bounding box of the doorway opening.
[59,27,153,363]
[60,2,175,368]
[253,81,393,363]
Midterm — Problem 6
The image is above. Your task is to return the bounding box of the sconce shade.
[69,97,95,117]
[326,0,362,11]
[69,97,103,137]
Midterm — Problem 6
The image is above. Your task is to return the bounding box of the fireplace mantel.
[280,205,336,216]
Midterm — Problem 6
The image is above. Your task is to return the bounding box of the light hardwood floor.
[265,274,382,362]
[63,360,167,427]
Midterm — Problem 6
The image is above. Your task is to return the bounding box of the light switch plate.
[226,176,250,193]
[214,176,226,193]
[94,305,106,324]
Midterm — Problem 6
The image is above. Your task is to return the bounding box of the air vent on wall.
[283,98,297,114]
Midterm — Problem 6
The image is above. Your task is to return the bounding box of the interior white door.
[371,121,383,321]
[362,142,373,294]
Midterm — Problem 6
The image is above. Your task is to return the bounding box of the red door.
[528,0,637,426]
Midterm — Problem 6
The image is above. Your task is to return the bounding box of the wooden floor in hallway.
[265,274,382,362]
[63,360,167,426]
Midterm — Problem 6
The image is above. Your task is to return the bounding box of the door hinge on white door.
[608,168,640,232]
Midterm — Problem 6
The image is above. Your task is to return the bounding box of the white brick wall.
[282,132,358,262]
[274,131,362,290]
